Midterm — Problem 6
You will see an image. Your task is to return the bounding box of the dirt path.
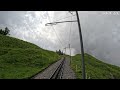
[62,57,76,79]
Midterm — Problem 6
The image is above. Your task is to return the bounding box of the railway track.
[50,57,65,79]
[32,57,75,79]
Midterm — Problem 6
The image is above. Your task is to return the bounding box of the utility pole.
[63,47,66,55]
[64,47,67,59]
[76,11,86,79]
[69,44,71,65]
[65,47,66,55]
[45,11,86,79]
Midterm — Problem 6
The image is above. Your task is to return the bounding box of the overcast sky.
[0,11,120,66]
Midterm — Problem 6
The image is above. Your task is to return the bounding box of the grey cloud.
[69,11,120,66]
[1,11,120,66]
[53,11,120,66]
[0,11,58,51]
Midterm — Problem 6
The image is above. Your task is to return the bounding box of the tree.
[4,27,10,35]
[58,49,61,55]
[56,49,63,55]
[0,29,4,35]
[0,27,10,35]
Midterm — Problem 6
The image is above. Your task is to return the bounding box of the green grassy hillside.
[71,54,120,79]
[0,34,60,79]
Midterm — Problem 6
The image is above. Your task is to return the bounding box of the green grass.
[71,53,120,79]
[0,34,60,79]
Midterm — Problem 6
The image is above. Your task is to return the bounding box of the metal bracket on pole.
[45,20,77,26]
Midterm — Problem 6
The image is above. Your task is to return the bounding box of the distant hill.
[0,34,60,79]
[71,54,120,79]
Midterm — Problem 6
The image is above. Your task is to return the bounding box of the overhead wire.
[68,16,73,45]
[52,12,75,48]
[67,11,75,47]
[46,11,76,52]
[47,12,64,48]
[53,14,76,22]
[67,11,75,56]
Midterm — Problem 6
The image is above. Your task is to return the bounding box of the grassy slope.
[71,54,120,79]
[0,34,60,79]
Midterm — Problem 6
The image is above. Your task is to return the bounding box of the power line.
[45,11,86,79]
[47,12,64,48]
[53,15,76,22]
[68,16,73,45]
[51,25,64,48]
[46,11,76,52]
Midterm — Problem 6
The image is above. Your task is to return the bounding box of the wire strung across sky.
[53,14,76,22]
[46,11,76,52]
[68,16,73,46]
[47,12,64,49]
[67,11,75,49]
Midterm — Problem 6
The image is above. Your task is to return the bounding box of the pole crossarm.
[45,20,77,26]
